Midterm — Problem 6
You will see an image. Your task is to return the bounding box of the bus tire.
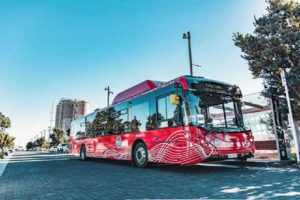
[133,142,148,168]
[80,145,87,161]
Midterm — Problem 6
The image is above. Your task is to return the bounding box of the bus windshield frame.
[184,81,245,133]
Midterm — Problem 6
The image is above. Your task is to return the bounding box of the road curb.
[221,159,294,168]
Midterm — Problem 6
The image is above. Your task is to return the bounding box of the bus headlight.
[213,139,222,147]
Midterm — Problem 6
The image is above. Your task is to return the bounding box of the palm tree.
[0,112,11,132]
[0,132,15,158]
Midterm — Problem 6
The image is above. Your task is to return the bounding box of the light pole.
[183,31,193,76]
[262,68,288,161]
[105,86,113,107]
[280,69,300,163]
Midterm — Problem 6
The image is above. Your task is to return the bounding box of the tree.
[0,113,14,158]
[26,141,34,150]
[0,132,15,158]
[0,112,11,131]
[42,141,51,150]
[233,0,300,121]
[50,128,68,146]
[36,137,46,147]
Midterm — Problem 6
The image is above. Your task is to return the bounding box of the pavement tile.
[1,152,300,199]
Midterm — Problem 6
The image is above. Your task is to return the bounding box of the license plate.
[228,154,238,158]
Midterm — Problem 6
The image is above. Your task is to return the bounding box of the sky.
[0,0,268,146]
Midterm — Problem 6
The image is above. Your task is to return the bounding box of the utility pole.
[183,31,193,76]
[262,77,288,161]
[280,69,300,163]
[105,86,113,107]
[49,103,54,137]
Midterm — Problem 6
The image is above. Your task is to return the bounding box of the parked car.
[57,144,69,153]
[15,146,25,151]
[49,146,58,153]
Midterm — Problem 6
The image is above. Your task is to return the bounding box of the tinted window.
[115,102,130,133]
[85,113,96,138]
[157,94,180,128]
[158,97,166,120]
[146,96,157,131]
[130,96,149,132]
[91,107,117,136]
[117,109,129,133]
[73,118,86,139]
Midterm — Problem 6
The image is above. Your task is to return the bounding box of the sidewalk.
[221,158,297,168]
[0,153,13,177]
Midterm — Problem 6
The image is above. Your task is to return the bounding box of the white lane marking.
[221,186,261,193]
[274,192,300,197]
[0,153,13,177]
[1,155,75,161]
[11,153,71,157]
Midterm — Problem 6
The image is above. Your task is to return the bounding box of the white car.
[57,144,69,153]
[49,146,58,153]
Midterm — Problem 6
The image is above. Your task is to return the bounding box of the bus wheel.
[133,142,148,168]
[80,145,87,161]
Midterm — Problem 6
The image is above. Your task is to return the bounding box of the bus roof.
[76,75,236,120]
[112,80,164,105]
[112,75,233,105]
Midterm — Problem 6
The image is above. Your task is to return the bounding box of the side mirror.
[170,94,180,105]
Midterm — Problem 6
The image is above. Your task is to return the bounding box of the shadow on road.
[12,152,62,157]
[77,157,243,174]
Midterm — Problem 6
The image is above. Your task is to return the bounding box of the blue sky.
[0,0,267,146]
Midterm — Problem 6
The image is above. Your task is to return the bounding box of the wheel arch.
[80,143,87,156]
[80,143,86,150]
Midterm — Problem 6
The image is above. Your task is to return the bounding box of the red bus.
[69,75,255,167]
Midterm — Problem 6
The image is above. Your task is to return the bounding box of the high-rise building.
[55,99,89,132]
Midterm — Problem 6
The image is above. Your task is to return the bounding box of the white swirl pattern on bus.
[88,130,216,164]
[148,130,215,164]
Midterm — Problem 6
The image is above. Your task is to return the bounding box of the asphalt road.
[0,151,299,200]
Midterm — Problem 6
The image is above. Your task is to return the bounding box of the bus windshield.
[185,83,244,132]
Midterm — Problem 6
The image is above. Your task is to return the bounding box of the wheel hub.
[136,147,146,164]
[81,149,85,160]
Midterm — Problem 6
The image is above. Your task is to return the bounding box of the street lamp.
[263,67,300,163]
[105,86,113,107]
[183,31,193,76]
[280,68,300,163]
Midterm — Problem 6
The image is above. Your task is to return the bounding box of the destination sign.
[191,82,241,97]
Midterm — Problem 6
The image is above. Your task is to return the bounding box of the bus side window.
[129,95,149,132]
[74,119,86,140]
[157,94,180,128]
[117,109,129,133]
[85,113,96,138]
